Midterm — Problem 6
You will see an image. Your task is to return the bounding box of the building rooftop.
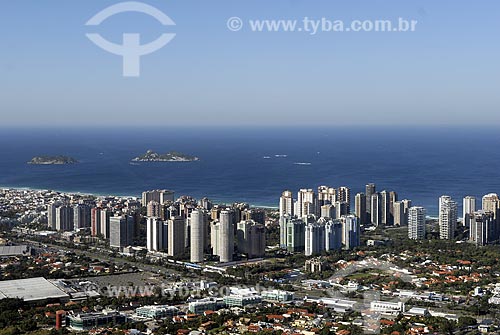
[0,277,69,302]
[0,245,30,256]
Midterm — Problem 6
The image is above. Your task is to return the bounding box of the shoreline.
[0,185,280,210]
[0,182,441,219]
[0,185,140,201]
[1,185,444,217]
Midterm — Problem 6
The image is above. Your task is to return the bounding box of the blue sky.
[0,0,499,126]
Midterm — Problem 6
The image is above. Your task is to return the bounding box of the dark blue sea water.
[0,126,499,216]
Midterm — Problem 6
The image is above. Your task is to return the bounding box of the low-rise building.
[223,294,262,307]
[66,311,126,331]
[370,301,405,315]
[405,307,431,317]
[188,298,225,314]
[135,305,178,319]
[308,297,356,313]
[0,277,69,303]
[0,245,31,257]
[261,290,294,302]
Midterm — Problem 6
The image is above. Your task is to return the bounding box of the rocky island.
[131,150,199,162]
[28,155,78,165]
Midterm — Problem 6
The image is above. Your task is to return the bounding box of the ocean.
[0,126,499,216]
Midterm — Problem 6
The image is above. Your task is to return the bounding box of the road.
[22,238,183,278]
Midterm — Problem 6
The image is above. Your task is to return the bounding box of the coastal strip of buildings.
[4,183,500,267]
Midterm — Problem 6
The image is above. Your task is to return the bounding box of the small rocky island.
[28,155,78,165]
[131,150,199,162]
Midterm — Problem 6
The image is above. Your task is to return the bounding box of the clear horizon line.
[2,124,500,129]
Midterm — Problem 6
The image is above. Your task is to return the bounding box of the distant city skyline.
[0,0,499,126]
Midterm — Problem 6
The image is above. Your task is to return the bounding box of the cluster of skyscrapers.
[144,191,266,263]
[47,189,266,263]
[354,184,421,241]
[403,193,500,245]
[463,193,500,246]
[278,184,500,248]
[279,187,361,255]
[46,186,500,266]
[407,193,500,245]
[354,184,413,227]
[48,202,93,232]
[47,197,142,248]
